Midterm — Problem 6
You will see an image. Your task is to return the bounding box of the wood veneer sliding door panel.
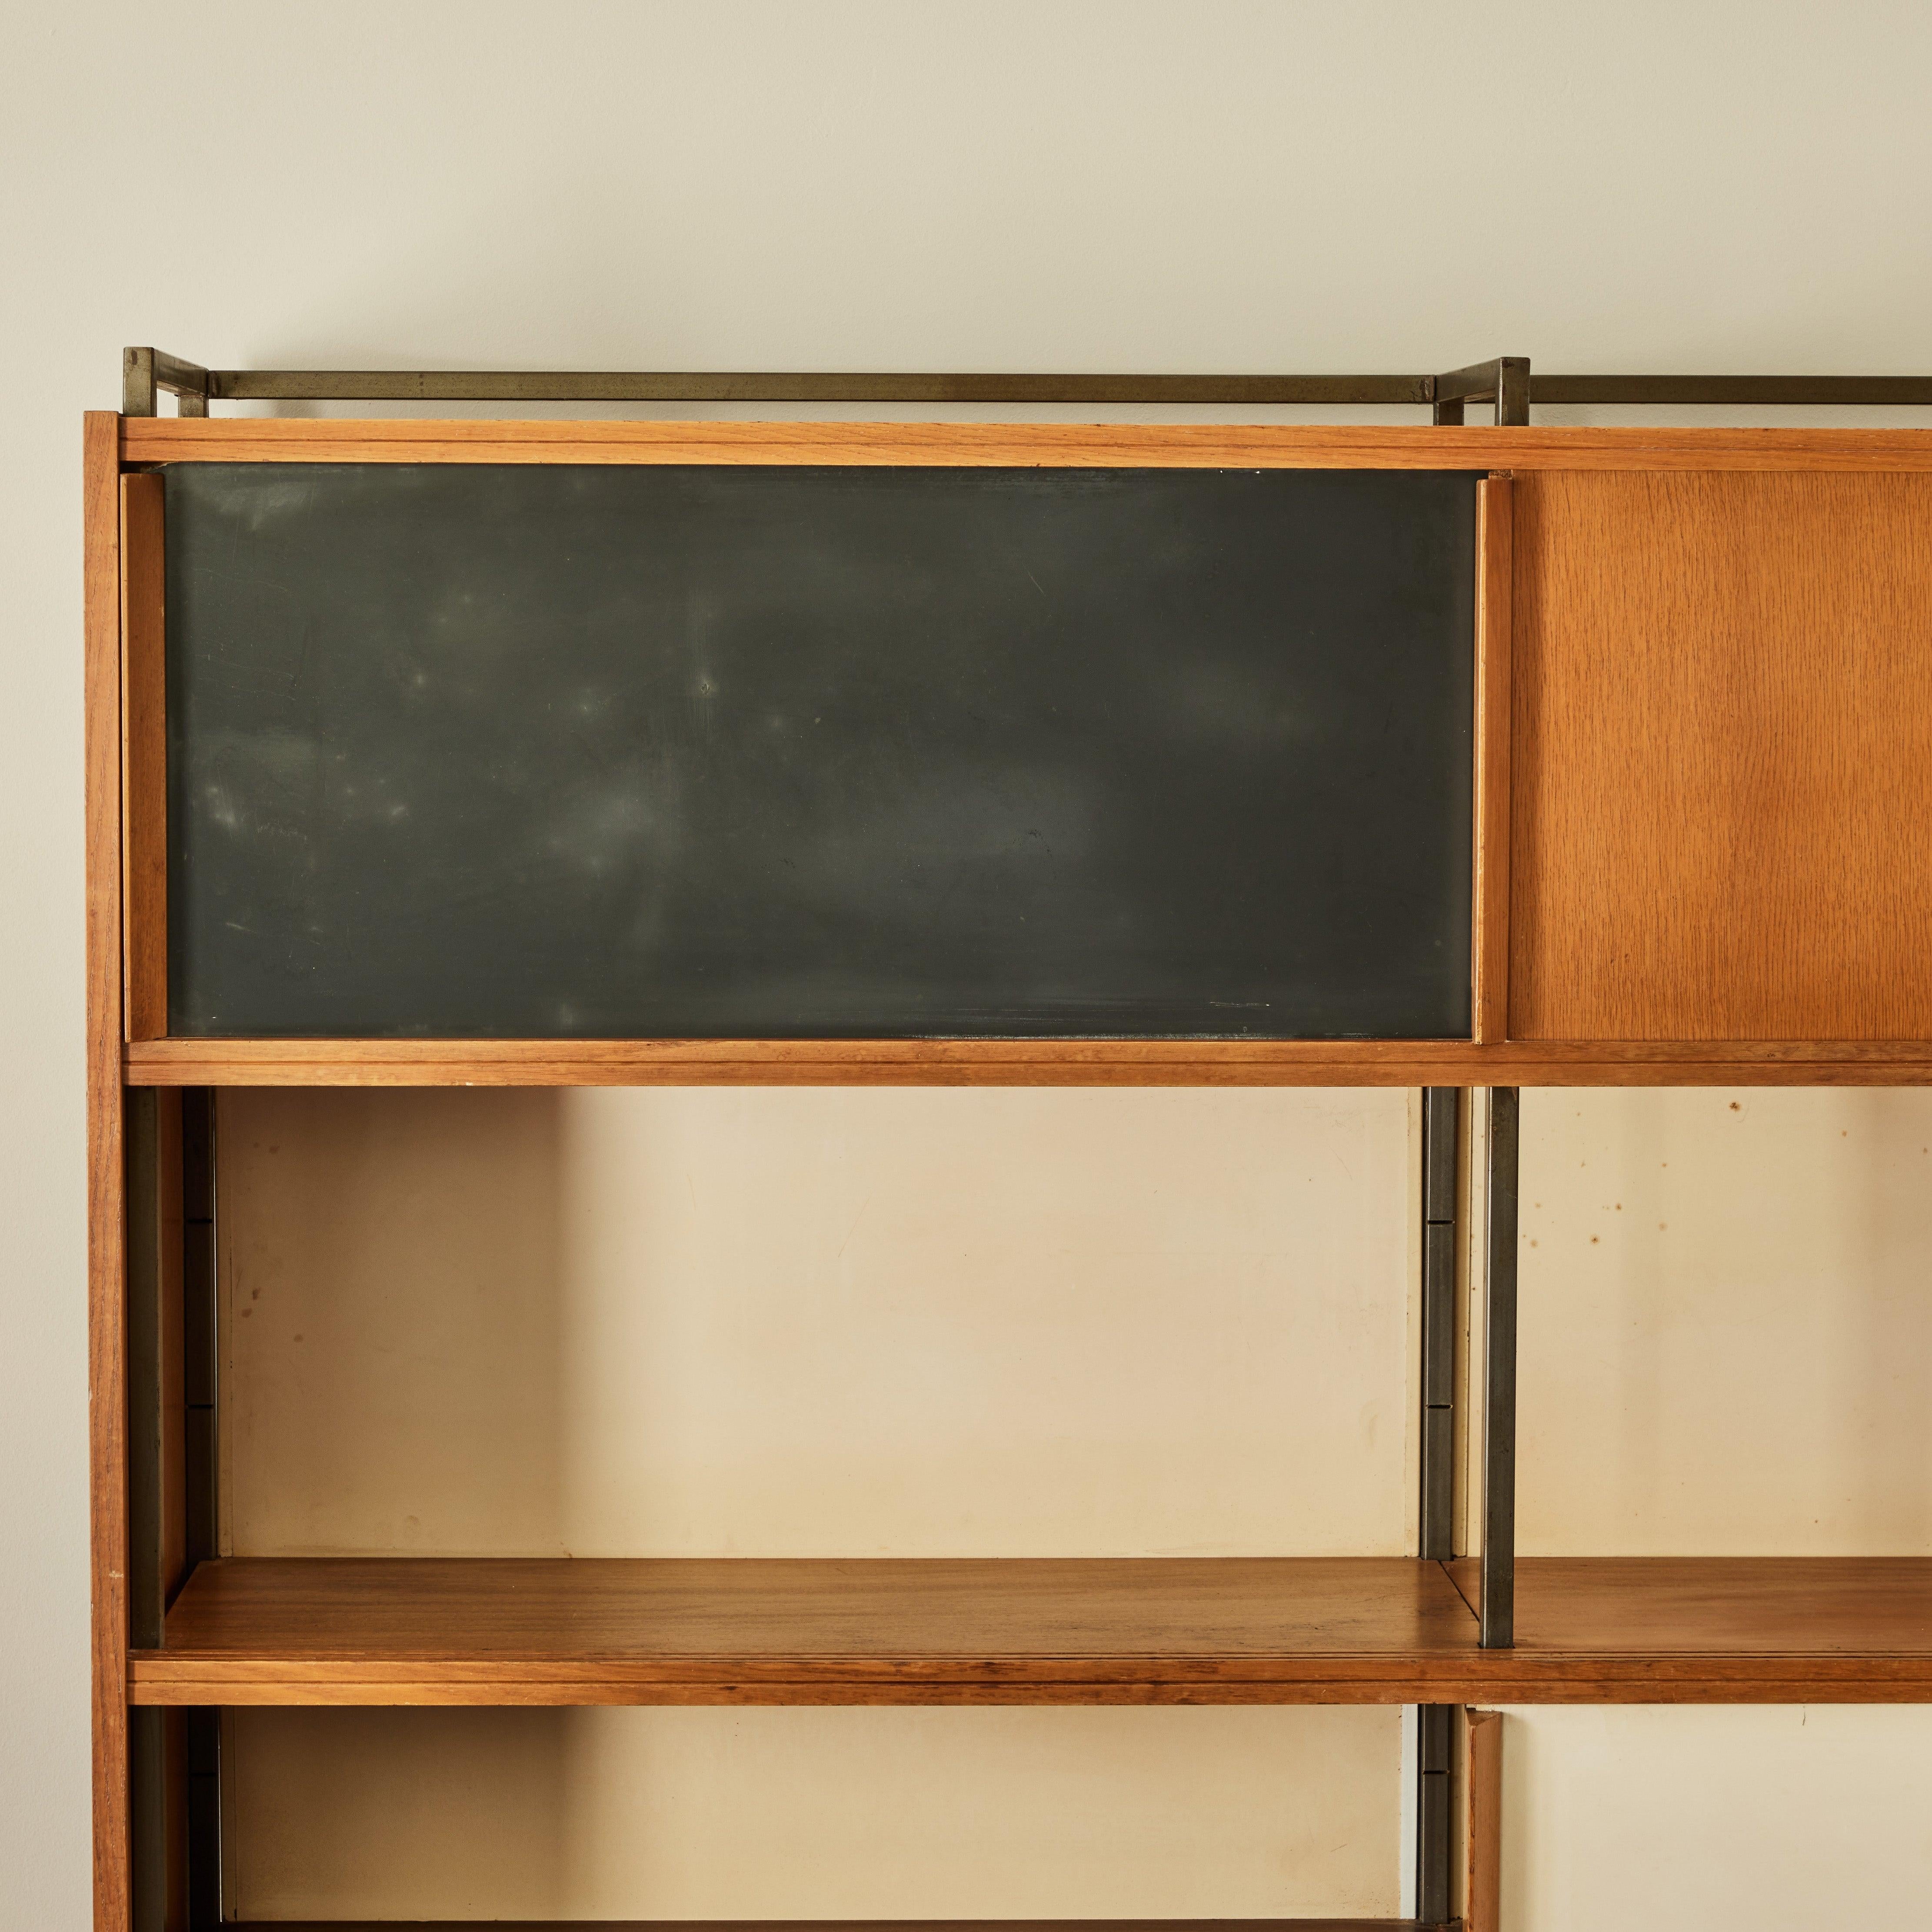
[1509,470,1932,1042]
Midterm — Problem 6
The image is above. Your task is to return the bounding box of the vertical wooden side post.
[1462,1706,1504,1932]
[120,474,167,1041]
[86,410,132,1932]
[1472,474,1513,1044]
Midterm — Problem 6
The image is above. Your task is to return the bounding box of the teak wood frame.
[90,410,1932,1929]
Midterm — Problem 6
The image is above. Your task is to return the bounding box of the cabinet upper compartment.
[102,420,1932,1082]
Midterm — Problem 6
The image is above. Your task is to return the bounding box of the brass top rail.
[121,348,1932,420]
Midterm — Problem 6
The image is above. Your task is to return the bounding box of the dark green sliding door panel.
[166,463,1475,1039]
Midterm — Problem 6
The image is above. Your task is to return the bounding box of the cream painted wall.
[1517,1089,1932,1557]
[8,4,1932,1928]
[1496,1707,1932,1930]
[228,1706,1404,1922]
[219,1087,1419,1560]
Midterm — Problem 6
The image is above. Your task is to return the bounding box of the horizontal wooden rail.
[122,1037,1932,1088]
[120,418,1932,470]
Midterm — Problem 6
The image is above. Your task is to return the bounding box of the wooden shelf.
[131,1558,1479,1705]
[121,1036,1932,1088]
[1443,1557,1932,1701]
[220,1922,1450,1932]
[128,1556,1932,1708]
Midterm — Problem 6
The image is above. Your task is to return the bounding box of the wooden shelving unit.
[88,372,1932,1931]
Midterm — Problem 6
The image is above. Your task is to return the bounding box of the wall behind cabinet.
[219,1087,1419,1561]
[227,1705,1405,1922]
[1516,1089,1932,1557]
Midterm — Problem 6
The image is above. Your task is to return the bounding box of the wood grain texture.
[1461,1710,1502,1932]
[1471,477,1512,1043]
[120,418,1932,470]
[84,410,131,1932]
[1443,1557,1932,1701]
[121,1035,1932,1086]
[127,1556,1932,1707]
[118,475,166,1041]
[1510,470,1932,1042]
[133,1558,1481,1706]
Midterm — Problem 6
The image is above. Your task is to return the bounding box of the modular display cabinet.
[89,356,1932,1932]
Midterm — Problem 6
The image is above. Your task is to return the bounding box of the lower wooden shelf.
[130,1557,1476,1705]
[126,1556,1932,1707]
[1442,1556,1932,1701]
[224,1922,1449,1932]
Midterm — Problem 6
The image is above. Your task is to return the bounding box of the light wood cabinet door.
[1509,470,1932,1042]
